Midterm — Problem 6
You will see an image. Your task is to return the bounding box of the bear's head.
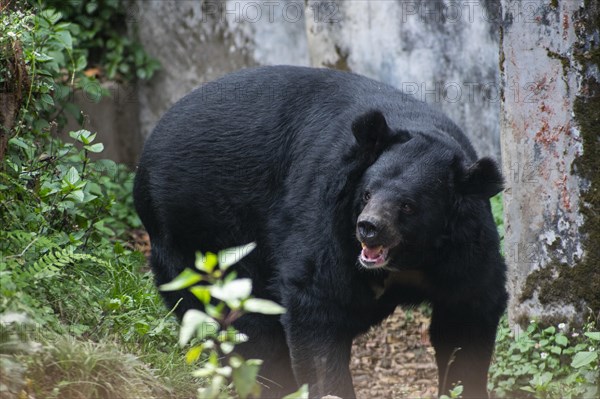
[351,110,503,270]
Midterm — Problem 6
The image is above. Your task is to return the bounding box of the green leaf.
[210,278,252,302]
[195,251,218,273]
[93,220,114,235]
[63,167,80,186]
[34,52,53,62]
[218,242,256,270]
[192,366,215,378]
[54,30,73,50]
[75,55,87,71]
[219,328,247,344]
[41,9,62,25]
[232,359,262,399]
[205,304,223,319]
[69,129,95,144]
[185,345,203,364]
[40,182,60,197]
[85,2,98,13]
[159,268,202,291]
[113,242,125,255]
[197,374,225,399]
[243,298,286,315]
[189,285,211,304]
[450,385,463,398]
[179,309,219,346]
[84,143,104,153]
[40,93,54,106]
[282,384,309,399]
[571,351,598,368]
[220,342,234,354]
[68,189,85,202]
[216,366,232,377]
[543,326,556,335]
[555,334,568,347]
[8,137,30,150]
[584,332,600,341]
[229,331,248,344]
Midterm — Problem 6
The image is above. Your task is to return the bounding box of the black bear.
[133,66,507,399]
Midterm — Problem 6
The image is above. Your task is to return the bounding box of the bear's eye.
[400,202,415,214]
[363,191,371,202]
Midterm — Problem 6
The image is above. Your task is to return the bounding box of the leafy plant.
[1,1,159,157]
[1,129,198,394]
[491,193,504,251]
[440,384,464,399]
[0,3,195,397]
[490,317,599,399]
[161,244,308,399]
[30,0,160,81]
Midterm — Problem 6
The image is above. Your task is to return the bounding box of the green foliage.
[1,1,158,142]
[1,5,102,133]
[491,193,504,251]
[0,4,188,396]
[1,129,197,394]
[440,384,464,399]
[30,0,160,81]
[163,245,308,399]
[490,317,600,399]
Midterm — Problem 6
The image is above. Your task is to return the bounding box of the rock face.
[134,0,501,159]
[500,0,599,326]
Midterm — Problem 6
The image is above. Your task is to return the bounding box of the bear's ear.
[352,110,409,151]
[457,157,504,199]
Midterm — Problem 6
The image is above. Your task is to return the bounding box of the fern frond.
[19,248,110,281]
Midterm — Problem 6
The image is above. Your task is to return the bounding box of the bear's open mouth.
[359,243,390,269]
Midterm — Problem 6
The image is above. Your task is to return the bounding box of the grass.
[0,237,199,399]
[24,337,175,399]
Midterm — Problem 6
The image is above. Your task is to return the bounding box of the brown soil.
[351,308,438,398]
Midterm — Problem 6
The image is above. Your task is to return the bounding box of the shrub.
[490,317,599,399]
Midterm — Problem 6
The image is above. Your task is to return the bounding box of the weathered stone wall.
[133,0,309,139]
[134,0,502,159]
[500,0,599,326]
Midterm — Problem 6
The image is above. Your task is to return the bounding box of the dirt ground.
[351,307,438,398]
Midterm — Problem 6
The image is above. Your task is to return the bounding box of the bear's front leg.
[281,309,355,399]
[429,301,503,399]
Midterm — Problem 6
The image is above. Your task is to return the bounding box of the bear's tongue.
[362,245,384,260]
[360,244,389,267]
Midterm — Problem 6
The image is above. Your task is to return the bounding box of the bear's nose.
[357,219,379,241]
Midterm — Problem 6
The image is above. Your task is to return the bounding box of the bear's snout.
[357,218,380,241]
[356,212,398,248]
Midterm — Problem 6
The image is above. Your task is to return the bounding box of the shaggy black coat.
[133,66,508,399]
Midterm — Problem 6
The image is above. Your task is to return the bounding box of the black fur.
[133,66,507,399]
